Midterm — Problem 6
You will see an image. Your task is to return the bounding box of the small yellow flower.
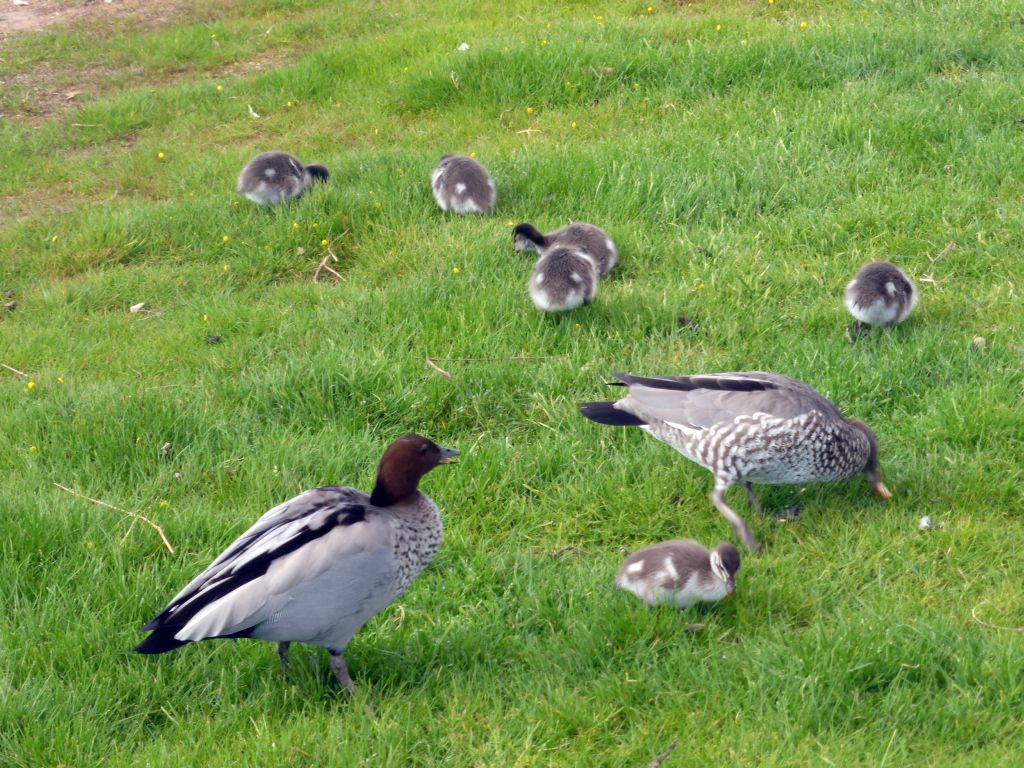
[369,191,375,197]
[526,106,534,115]
[26,381,36,391]
[768,0,774,4]
[211,33,217,39]
[216,84,223,92]
[287,100,293,108]
[85,541,95,550]
[800,21,809,28]
[311,223,318,229]
[503,46,510,53]
[469,152,477,158]
[571,121,577,128]
[716,24,722,32]
[595,15,604,23]
[57,377,64,384]
[292,222,300,229]
[375,202,382,208]
[203,314,208,322]
[741,39,748,45]
[158,152,165,159]
[633,83,640,89]
[403,66,410,72]
[647,5,653,12]
[51,235,58,243]
[575,323,581,328]
[223,264,229,273]
[29,446,38,454]
[453,267,461,274]
[222,235,230,243]
[159,500,169,508]
[321,239,328,246]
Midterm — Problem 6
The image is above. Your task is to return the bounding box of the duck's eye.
[418,444,429,455]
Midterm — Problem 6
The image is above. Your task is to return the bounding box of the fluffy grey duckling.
[844,261,918,327]
[580,372,890,553]
[529,246,599,312]
[136,434,458,697]
[431,154,496,214]
[513,222,618,275]
[236,151,329,205]
[616,540,740,608]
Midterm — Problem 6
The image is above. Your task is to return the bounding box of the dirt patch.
[0,0,180,37]
[0,0,190,121]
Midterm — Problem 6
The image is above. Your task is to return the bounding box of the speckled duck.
[580,372,890,553]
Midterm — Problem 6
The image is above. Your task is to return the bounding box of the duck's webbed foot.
[330,651,376,719]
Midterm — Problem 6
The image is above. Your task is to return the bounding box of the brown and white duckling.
[580,372,890,553]
[236,151,329,205]
[844,261,918,327]
[136,434,458,697]
[528,246,599,312]
[431,154,496,214]
[616,540,740,608]
[513,222,618,275]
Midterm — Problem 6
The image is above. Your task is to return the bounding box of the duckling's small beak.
[439,446,459,465]
[875,482,892,500]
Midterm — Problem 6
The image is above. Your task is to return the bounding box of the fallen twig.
[314,246,342,283]
[646,739,678,768]
[921,240,955,286]
[424,357,452,378]
[53,482,174,554]
[971,598,1024,632]
[433,354,564,363]
[2,363,28,377]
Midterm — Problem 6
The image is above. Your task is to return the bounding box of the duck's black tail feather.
[135,630,190,655]
[579,402,647,426]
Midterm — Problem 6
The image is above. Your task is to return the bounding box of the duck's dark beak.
[439,446,459,465]
[874,481,891,500]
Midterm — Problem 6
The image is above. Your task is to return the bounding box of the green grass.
[3,0,1024,764]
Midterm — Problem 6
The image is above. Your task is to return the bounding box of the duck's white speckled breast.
[644,410,870,485]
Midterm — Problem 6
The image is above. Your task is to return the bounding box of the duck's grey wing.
[137,486,387,648]
[614,372,842,428]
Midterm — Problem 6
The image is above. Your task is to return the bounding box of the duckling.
[844,261,918,327]
[513,222,618,275]
[616,540,740,608]
[237,151,329,205]
[528,246,599,312]
[136,434,458,697]
[431,154,496,214]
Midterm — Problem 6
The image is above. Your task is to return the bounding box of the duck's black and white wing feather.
[136,486,397,653]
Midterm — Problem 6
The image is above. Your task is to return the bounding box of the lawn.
[2,0,1024,765]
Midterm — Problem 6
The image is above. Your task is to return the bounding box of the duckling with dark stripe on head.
[513,222,618,276]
